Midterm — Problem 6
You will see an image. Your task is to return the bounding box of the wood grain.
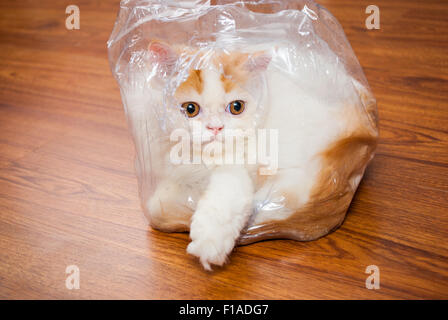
[0,0,447,299]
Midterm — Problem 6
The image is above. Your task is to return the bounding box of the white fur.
[187,166,253,270]
[253,48,355,223]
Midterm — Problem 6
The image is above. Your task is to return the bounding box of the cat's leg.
[146,175,192,232]
[187,166,254,270]
[252,165,319,225]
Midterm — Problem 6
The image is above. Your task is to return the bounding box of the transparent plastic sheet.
[108,0,378,268]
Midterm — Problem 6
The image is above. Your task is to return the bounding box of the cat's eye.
[226,100,245,115]
[181,102,200,118]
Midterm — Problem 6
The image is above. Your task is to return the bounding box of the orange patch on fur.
[240,98,379,245]
[240,127,377,245]
[216,52,250,93]
[220,74,236,93]
[177,69,204,94]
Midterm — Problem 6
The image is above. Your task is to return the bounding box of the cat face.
[148,41,270,144]
[174,66,258,142]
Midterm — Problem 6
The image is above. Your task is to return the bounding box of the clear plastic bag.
[108,0,378,269]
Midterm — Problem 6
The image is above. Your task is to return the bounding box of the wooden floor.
[0,0,447,299]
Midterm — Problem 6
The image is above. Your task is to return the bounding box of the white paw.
[187,239,229,271]
[187,218,238,271]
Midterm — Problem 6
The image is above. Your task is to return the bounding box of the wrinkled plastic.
[108,0,378,246]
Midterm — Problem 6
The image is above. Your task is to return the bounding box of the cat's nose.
[206,125,224,135]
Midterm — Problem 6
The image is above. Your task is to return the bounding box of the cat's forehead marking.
[216,52,250,93]
[176,69,204,95]
[174,51,250,96]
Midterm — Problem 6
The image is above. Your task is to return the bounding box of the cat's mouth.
[201,131,224,144]
[202,137,221,146]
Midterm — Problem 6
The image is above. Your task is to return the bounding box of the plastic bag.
[108,0,378,269]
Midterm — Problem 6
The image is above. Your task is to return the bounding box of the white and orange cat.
[122,41,377,270]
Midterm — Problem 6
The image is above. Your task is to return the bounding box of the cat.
[123,40,378,270]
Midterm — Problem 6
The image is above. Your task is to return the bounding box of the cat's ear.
[246,53,271,72]
[148,40,177,71]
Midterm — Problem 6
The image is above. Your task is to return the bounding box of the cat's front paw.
[186,239,227,271]
[187,219,237,271]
